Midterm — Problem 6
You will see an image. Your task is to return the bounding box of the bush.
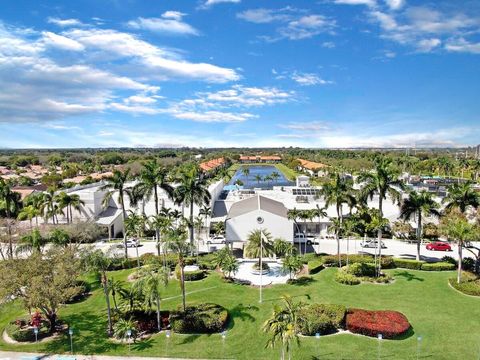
[346,309,411,339]
[169,303,228,333]
[441,256,457,265]
[381,256,396,269]
[321,254,378,267]
[449,273,480,297]
[462,258,475,272]
[298,304,346,335]
[301,253,319,264]
[421,262,456,271]
[394,259,424,270]
[346,263,376,277]
[308,260,324,274]
[335,269,361,285]
[175,265,205,281]
[65,281,90,303]
[198,253,217,270]
[6,322,48,342]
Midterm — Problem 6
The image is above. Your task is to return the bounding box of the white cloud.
[384,0,405,11]
[322,41,336,48]
[203,0,240,7]
[236,8,293,24]
[416,38,441,52]
[280,121,330,131]
[42,31,85,51]
[445,38,480,54]
[47,18,84,27]
[280,15,336,40]
[65,28,239,82]
[291,72,333,86]
[170,110,255,123]
[334,0,376,6]
[127,12,199,36]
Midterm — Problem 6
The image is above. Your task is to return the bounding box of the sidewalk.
[0,351,207,360]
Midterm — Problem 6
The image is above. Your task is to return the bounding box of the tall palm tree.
[298,210,311,256]
[23,192,44,227]
[55,192,85,224]
[136,160,174,247]
[167,227,191,313]
[365,210,390,276]
[242,167,250,183]
[133,266,169,331]
[199,205,211,238]
[443,181,480,214]
[321,173,356,266]
[400,190,440,260]
[271,171,280,184]
[245,229,274,266]
[263,295,301,360]
[17,205,39,229]
[358,157,403,270]
[124,211,146,267]
[0,179,22,258]
[254,174,263,185]
[174,165,211,248]
[41,190,56,224]
[101,169,131,258]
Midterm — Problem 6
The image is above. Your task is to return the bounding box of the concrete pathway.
[0,351,215,360]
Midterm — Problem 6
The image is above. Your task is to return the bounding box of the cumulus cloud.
[237,8,335,41]
[384,0,405,11]
[127,11,199,36]
[41,31,85,51]
[47,18,84,27]
[203,0,240,8]
[445,38,480,54]
[333,0,376,6]
[291,72,333,86]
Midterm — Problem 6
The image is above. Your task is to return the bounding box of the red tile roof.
[297,158,328,171]
[199,157,226,172]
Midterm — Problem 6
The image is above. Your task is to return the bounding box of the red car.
[426,241,452,251]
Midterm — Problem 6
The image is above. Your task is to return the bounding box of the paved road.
[0,350,208,360]
[95,238,479,262]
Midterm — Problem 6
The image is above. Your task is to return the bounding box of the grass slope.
[0,268,479,359]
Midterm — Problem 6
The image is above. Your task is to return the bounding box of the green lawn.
[1,268,479,359]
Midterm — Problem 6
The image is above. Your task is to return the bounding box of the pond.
[228,165,294,189]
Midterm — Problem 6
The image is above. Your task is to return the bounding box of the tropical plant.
[0,179,22,258]
[55,192,85,224]
[48,228,71,247]
[124,211,146,267]
[101,169,131,258]
[213,247,238,279]
[199,205,211,238]
[282,255,303,280]
[400,190,440,260]
[245,229,274,266]
[15,228,46,255]
[443,181,480,214]
[254,174,263,185]
[273,238,296,257]
[113,318,137,341]
[263,295,302,360]
[17,205,39,229]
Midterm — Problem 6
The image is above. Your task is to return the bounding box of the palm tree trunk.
[189,199,194,247]
[102,274,113,336]
[416,213,422,261]
[154,186,161,256]
[377,196,383,277]
[457,244,463,284]
[180,264,186,312]
[156,296,161,332]
[336,205,342,267]
[120,191,128,259]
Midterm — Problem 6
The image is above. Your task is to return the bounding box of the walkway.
[0,351,215,360]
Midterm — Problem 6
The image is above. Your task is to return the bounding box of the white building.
[226,195,293,244]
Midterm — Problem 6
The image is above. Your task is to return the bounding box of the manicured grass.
[1,268,479,359]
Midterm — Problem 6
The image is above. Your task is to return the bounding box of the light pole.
[377,333,383,360]
[259,231,264,304]
[315,332,321,358]
[68,328,74,354]
[166,329,171,357]
[127,329,132,352]
[417,335,422,360]
[221,330,227,359]
[33,326,38,343]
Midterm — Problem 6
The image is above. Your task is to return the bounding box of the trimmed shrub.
[298,304,346,335]
[335,269,361,285]
[64,281,90,303]
[441,256,457,265]
[198,253,217,270]
[381,256,396,269]
[169,303,228,333]
[6,322,48,342]
[421,262,456,271]
[308,260,324,274]
[393,259,424,270]
[321,254,380,267]
[346,309,411,339]
[175,265,205,281]
[449,273,480,297]
[346,263,376,277]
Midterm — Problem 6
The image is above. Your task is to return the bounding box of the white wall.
[226,209,294,243]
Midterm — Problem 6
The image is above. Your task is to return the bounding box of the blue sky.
[0,0,479,148]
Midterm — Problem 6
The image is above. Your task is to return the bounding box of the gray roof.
[228,195,287,219]
[96,207,123,225]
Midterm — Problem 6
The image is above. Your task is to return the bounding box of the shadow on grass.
[264,293,311,303]
[178,334,201,345]
[44,311,120,355]
[288,276,316,286]
[132,337,154,351]
[229,303,258,323]
[394,271,424,282]
[394,326,415,340]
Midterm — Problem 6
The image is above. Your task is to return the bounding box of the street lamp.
[221,330,227,358]
[127,329,132,352]
[68,328,74,354]
[33,326,38,343]
[377,333,383,360]
[315,333,321,358]
[417,335,422,360]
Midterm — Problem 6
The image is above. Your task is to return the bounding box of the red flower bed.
[346,309,411,339]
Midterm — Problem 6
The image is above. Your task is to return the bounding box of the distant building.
[239,155,282,163]
[297,158,329,177]
[199,157,226,172]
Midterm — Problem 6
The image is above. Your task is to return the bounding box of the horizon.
[1,0,479,148]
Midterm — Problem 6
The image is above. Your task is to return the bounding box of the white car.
[360,239,387,249]
[122,239,140,248]
[293,233,317,245]
[207,235,226,245]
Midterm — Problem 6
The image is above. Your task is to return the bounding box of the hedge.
[308,260,324,274]
[335,270,361,285]
[393,259,424,270]
[175,265,205,281]
[6,322,48,342]
[320,254,395,269]
[346,263,376,277]
[169,303,228,333]
[346,309,411,339]
[421,262,456,271]
[298,304,346,336]
[449,273,480,297]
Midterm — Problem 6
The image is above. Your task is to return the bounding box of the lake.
[227,165,294,189]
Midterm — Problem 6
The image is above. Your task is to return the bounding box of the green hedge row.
[394,259,455,271]
[175,265,206,281]
[307,260,324,274]
[298,304,347,335]
[169,303,228,333]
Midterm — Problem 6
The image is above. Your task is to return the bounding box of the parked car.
[122,238,139,248]
[426,241,452,251]
[207,235,226,245]
[360,239,387,249]
[293,233,317,245]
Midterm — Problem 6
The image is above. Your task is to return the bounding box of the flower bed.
[346,309,411,339]
[449,272,480,297]
[169,303,228,334]
[335,265,393,285]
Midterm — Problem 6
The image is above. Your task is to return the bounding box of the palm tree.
[263,295,301,360]
[282,255,303,280]
[358,157,403,271]
[273,238,296,258]
[174,165,211,248]
[41,189,56,224]
[287,208,302,237]
[55,192,85,224]
[16,228,46,255]
[0,179,21,258]
[254,174,263,185]
[245,229,274,267]
[443,181,480,214]
[242,167,250,183]
[264,175,273,187]
[365,210,390,276]
[440,213,480,283]
[101,169,131,258]
[23,192,44,227]
[213,247,238,279]
[108,278,124,311]
[400,190,440,260]
[199,205,211,238]
[124,211,146,268]
[150,213,173,259]
[271,171,280,184]
[133,266,169,331]
[166,226,191,312]
[49,228,71,247]
[298,210,311,256]
[321,173,356,266]
[136,160,174,248]
[17,205,39,229]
